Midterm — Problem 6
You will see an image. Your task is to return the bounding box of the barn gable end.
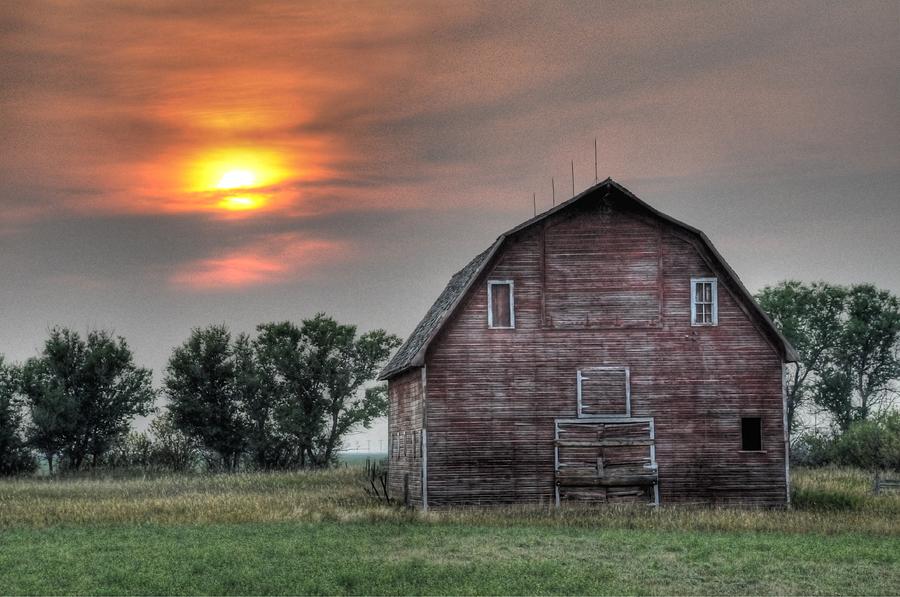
[384,179,794,507]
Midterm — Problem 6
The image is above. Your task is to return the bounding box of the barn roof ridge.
[379,179,797,380]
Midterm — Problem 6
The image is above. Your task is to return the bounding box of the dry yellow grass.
[1,465,897,534]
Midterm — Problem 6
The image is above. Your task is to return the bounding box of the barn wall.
[387,367,424,506]
[423,199,787,507]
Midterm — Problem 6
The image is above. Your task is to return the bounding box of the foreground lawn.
[0,467,898,595]
[2,522,898,595]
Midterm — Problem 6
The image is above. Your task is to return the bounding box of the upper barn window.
[691,278,718,326]
[487,280,515,329]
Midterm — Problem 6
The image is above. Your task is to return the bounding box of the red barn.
[380,179,797,508]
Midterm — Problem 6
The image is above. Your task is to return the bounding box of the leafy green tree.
[758,282,900,433]
[20,328,156,471]
[164,325,248,470]
[814,285,900,431]
[253,321,321,468]
[756,281,846,430]
[238,331,301,470]
[255,315,400,467]
[0,357,36,475]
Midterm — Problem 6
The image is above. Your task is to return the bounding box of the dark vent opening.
[741,417,762,451]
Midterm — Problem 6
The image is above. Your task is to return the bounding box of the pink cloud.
[169,233,350,291]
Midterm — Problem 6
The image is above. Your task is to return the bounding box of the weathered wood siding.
[545,205,660,328]
[387,367,424,506]
[422,196,787,507]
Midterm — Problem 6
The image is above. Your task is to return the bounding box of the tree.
[0,357,36,475]
[164,325,248,470]
[19,328,156,471]
[814,285,900,431]
[255,315,400,467]
[253,321,321,468]
[756,281,846,430]
[238,331,301,470]
[757,282,900,434]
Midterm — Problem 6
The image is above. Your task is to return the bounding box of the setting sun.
[187,148,287,193]
[180,147,293,214]
[217,169,256,189]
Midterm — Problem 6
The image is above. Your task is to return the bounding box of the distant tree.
[255,315,400,467]
[756,281,846,430]
[22,377,72,474]
[813,285,900,431]
[164,325,248,471]
[757,282,900,433]
[0,357,36,475]
[20,328,156,471]
[238,331,301,470]
[253,321,320,468]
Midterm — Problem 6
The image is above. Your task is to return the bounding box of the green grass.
[2,522,897,595]
[0,467,898,595]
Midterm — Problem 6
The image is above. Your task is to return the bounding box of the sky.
[1,1,898,450]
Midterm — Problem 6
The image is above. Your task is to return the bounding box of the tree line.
[0,314,400,475]
[755,282,900,469]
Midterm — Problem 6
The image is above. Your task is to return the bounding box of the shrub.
[791,431,836,467]
[795,412,900,471]
[791,487,866,511]
[99,415,199,472]
[148,414,198,472]
[102,432,154,469]
[832,412,900,471]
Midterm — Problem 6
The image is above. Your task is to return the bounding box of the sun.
[184,148,290,214]
[187,148,287,193]
[217,169,256,189]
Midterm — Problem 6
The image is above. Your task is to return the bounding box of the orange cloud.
[169,233,351,290]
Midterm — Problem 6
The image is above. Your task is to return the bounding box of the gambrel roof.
[379,178,798,380]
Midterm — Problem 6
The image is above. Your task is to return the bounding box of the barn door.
[577,367,630,416]
[555,418,658,505]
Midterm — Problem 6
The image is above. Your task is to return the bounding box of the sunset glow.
[217,196,265,211]
[175,148,292,214]
[169,233,350,290]
[188,149,288,194]
[217,170,257,190]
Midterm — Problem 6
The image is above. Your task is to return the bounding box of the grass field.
[0,466,898,595]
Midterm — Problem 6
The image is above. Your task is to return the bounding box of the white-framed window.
[487,280,515,329]
[691,278,718,326]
